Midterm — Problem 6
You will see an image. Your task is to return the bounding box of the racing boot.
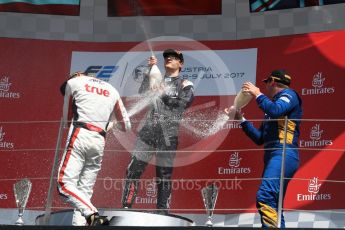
[86,212,109,226]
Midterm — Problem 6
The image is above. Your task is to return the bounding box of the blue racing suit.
[241,88,302,228]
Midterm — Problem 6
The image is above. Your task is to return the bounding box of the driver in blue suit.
[227,69,303,228]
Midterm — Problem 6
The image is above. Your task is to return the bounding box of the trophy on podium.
[13,178,32,225]
[201,183,219,227]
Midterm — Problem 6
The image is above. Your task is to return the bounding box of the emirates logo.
[297,177,331,201]
[218,152,251,175]
[0,77,11,91]
[300,123,332,148]
[0,126,14,149]
[307,177,321,194]
[310,124,323,140]
[0,127,5,141]
[0,76,21,99]
[135,181,157,204]
[229,152,241,168]
[312,72,325,88]
[145,182,157,198]
[301,72,334,96]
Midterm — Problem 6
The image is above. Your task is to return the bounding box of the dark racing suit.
[122,74,194,213]
[240,89,302,228]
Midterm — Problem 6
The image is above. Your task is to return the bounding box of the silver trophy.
[13,178,32,225]
[201,183,219,227]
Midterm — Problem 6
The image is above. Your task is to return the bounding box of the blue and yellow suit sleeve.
[241,89,302,149]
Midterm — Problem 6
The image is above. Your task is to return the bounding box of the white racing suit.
[57,75,131,225]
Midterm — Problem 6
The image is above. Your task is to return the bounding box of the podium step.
[107,210,194,226]
[35,209,194,226]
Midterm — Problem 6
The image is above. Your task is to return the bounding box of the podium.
[36,209,195,226]
[107,210,194,226]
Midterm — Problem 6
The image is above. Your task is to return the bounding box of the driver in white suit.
[57,71,131,226]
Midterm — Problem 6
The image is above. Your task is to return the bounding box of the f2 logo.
[84,66,119,81]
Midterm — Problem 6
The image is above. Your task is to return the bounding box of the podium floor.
[35,209,195,226]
